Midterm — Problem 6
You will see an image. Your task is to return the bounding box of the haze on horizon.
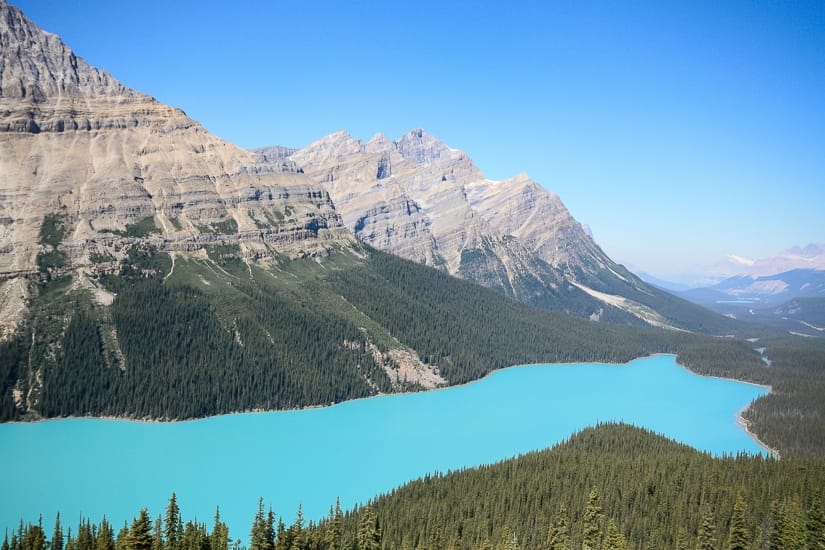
[13,0,825,280]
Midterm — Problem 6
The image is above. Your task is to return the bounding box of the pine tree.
[21,519,45,550]
[545,506,570,550]
[52,514,64,550]
[806,493,825,550]
[264,509,275,550]
[152,518,163,550]
[115,524,129,550]
[273,519,286,550]
[288,506,303,550]
[324,499,343,550]
[582,488,605,550]
[601,520,626,550]
[356,506,380,550]
[726,495,749,550]
[768,500,786,550]
[128,510,153,550]
[249,499,273,550]
[675,528,689,550]
[696,508,715,550]
[164,494,181,550]
[97,518,115,550]
[76,521,95,550]
[210,508,229,550]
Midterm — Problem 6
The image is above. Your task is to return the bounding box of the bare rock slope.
[0,0,353,334]
[259,130,711,330]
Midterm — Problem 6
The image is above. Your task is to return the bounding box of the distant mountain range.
[712,243,825,278]
[669,268,825,336]
[641,243,825,288]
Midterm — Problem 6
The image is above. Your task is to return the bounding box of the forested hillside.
[327,423,825,549]
[2,244,824,456]
[5,425,825,550]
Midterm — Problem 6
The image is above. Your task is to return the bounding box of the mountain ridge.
[256,130,735,333]
[0,0,355,337]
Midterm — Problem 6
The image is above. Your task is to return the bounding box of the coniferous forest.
[2,244,825,549]
[1,245,825,456]
[4,425,825,550]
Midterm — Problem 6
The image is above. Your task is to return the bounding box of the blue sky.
[13,0,825,279]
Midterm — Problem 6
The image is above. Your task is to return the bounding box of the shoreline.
[5,353,777,459]
[737,404,780,459]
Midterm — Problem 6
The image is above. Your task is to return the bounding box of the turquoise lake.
[0,355,768,540]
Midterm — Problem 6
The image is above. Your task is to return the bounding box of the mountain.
[677,269,825,336]
[658,243,825,287]
[0,1,770,425]
[710,243,825,279]
[0,0,704,421]
[0,0,352,340]
[256,130,734,333]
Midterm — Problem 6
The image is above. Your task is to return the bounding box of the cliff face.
[285,129,614,273]
[0,0,354,333]
[271,129,668,325]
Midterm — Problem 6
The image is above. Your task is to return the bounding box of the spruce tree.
[696,508,715,550]
[726,495,749,550]
[21,519,45,550]
[264,509,275,550]
[52,514,64,550]
[152,518,163,550]
[356,506,380,550]
[76,521,94,550]
[97,518,115,550]
[164,494,181,550]
[115,524,129,550]
[249,499,273,550]
[210,509,229,550]
[288,506,303,550]
[601,520,626,550]
[806,494,825,550]
[324,499,343,550]
[582,488,605,550]
[128,510,153,550]
[545,506,570,550]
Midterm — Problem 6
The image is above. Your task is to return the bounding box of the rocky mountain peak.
[0,0,353,336]
[395,128,456,166]
[262,127,695,330]
[0,0,134,101]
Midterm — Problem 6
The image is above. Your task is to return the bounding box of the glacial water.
[0,355,768,540]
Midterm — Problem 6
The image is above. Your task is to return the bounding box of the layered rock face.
[0,0,354,334]
[0,0,351,271]
[285,129,616,273]
[269,129,659,322]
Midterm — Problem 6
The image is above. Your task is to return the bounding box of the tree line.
[5,425,825,550]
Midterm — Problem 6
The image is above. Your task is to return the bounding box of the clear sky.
[12,0,825,280]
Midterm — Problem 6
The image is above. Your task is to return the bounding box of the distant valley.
[660,268,825,337]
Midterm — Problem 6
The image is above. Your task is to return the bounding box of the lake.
[0,354,768,541]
